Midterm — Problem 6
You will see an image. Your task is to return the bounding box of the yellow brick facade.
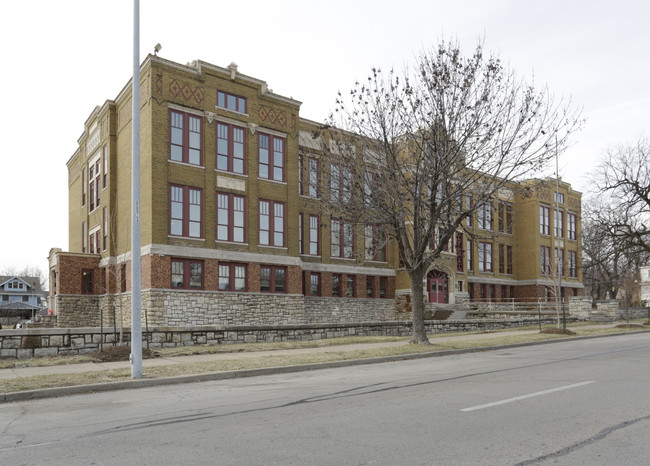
[52,55,582,325]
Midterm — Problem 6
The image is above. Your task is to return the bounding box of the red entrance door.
[427,270,448,303]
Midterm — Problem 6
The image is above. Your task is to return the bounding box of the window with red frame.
[478,203,492,230]
[81,269,93,294]
[568,250,577,277]
[170,185,202,238]
[260,265,286,293]
[332,273,342,297]
[555,210,564,237]
[171,259,203,289]
[478,242,493,272]
[540,206,550,235]
[81,168,86,207]
[89,165,95,211]
[366,276,375,298]
[364,225,386,261]
[89,232,95,254]
[170,109,202,166]
[258,133,285,181]
[218,263,246,291]
[81,222,86,253]
[298,213,304,254]
[103,207,107,251]
[541,246,551,275]
[95,231,100,255]
[308,272,320,296]
[216,122,245,174]
[102,144,107,188]
[259,199,285,247]
[330,163,352,202]
[466,239,473,271]
[309,215,319,255]
[331,219,354,258]
[217,91,246,113]
[379,276,387,298]
[567,213,577,240]
[346,275,355,297]
[217,192,245,243]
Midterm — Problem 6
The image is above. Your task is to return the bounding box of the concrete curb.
[2,329,649,403]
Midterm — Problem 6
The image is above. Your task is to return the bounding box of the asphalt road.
[1,333,649,465]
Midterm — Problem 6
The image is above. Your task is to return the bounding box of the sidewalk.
[0,325,616,382]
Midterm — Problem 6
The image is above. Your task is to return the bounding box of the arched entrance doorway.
[427,270,448,303]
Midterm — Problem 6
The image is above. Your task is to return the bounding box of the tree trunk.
[409,271,430,344]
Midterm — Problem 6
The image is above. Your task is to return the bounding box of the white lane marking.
[460,381,595,412]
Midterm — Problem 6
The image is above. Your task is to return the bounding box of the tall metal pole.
[130,0,143,378]
[555,136,565,330]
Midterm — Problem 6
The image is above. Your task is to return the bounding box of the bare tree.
[317,39,583,344]
[582,199,649,306]
[592,137,650,253]
[1,266,47,291]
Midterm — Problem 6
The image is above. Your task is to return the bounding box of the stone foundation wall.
[0,318,556,359]
[304,297,398,323]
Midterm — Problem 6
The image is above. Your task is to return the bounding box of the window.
[171,259,203,289]
[308,158,319,197]
[478,242,493,272]
[567,213,577,240]
[217,90,247,114]
[102,144,107,188]
[365,225,386,262]
[258,133,285,182]
[170,110,202,166]
[541,246,551,275]
[568,251,577,278]
[81,270,93,294]
[554,210,564,237]
[555,192,565,204]
[498,202,512,233]
[260,265,286,293]
[332,273,341,297]
[298,213,304,254]
[81,222,86,253]
[555,248,565,276]
[506,245,513,275]
[379,276,387,298]
[467,239,473,271]
[95,230,100,255]
[216,122,246,174]
[309,215,319,255]
[364,171,377,205]
[466,197,473,227]
[499,244,505,274]
[478,203,492,230]
[90,229,95,254]
[81,168,86,207]
[89,165,95,211]
[102,207,107,251]
[170,185,202,238]
[346,275,356,297]
[330,163,352,202]
[540,206,550,235]
[217,192,246,243]
[218,263,246,291]
[95,160,100,208]
[331,219,354,258]
[120,263,127,293]
[259,199,285,247]
[308,272,320,296]
[366,276,374,298]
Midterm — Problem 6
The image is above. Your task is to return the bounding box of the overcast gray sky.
[1,0,648,277]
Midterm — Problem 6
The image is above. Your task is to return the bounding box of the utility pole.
[130,0,142,378]
[555,136,565,330]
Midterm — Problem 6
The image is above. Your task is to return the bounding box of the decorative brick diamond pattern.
[156,74,163,94]
[169,79,204,105]
[258,105,288,128]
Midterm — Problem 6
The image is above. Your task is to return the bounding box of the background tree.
[582,196,650,306]
[1,265,47,291]
[318,39,583,344]
[591,137,650,253]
